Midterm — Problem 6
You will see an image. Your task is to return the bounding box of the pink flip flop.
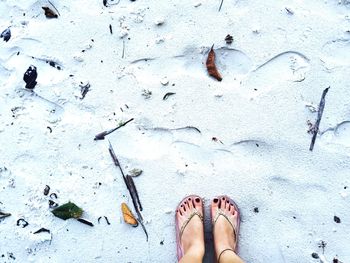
[175,195,204,261]
[211,195,240,259]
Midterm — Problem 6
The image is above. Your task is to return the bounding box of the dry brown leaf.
[121,203,138,227]
[206,45,222,81]
[42,7,58,18]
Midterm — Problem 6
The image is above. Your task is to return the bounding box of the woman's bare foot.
[176,196,205,261]
[211,196,240,260]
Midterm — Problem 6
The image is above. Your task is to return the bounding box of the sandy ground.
[1,0,350,262]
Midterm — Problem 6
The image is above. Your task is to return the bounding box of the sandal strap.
[218,248,235,262]
[213,209,238,249]
[179,209,203,239]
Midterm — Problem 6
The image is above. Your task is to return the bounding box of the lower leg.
[212,196,245,263]
[218,249,244,263]
[179,246,204,263]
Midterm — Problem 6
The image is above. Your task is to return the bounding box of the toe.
[211,196,220,216]
[225,199,230,211]
[180,203,187,213]
[194,196,202,209]
[221,196,227,209]
[187,197,194,210]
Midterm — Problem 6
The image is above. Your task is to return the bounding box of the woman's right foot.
[211,196,240,260]
[176,196,205,261]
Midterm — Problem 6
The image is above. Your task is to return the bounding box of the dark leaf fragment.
[80,83,91,100]
[77,218,94,227]
[33,228,50,234]
[163,92,176,100]
[50,193,58,199]
[23,65,38,90]
[49,200,58,208]
[1,28,11,42]
[43,185,50,196]
[42,7,58,18]
[51,202,83,220]
[225,34,233,44]
[98,216,111,225]
[206,45,222,81]
[17,218,29,228]
[0,211,11,219]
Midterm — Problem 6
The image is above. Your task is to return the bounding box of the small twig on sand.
[94,118,134,140]
[218,0,224,11]
[0,211,11,220]
[122,40,125,59]
[309,87,330,151]
[109,24,113,34]
[77,218,94,227]
[108,141,148,241]
[48,0,60,16]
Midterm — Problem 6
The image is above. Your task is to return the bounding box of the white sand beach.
[0,0,350,262]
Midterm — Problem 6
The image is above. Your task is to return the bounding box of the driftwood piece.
[94,118,134,140]
[108,141,148,240]
[309,87,329,151]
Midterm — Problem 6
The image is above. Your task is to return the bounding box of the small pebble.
[334,215,341,223]
[154,17,165,26]
[311,252,319,259]
[160,77,169,86]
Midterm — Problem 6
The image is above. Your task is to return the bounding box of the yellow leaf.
[121,203,138,227]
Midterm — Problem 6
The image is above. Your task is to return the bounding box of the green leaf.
[51,202,83,220]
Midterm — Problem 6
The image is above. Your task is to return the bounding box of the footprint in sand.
[128,47,309,96]
[321,38,350,70]
[243,51,310,96]
[127,45,253,84]
[320,121,350,148]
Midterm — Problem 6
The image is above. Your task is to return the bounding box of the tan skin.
[176,196,244,263]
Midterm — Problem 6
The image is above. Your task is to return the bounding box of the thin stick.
[127,175,143,211]
[309,87,330,151]
[94,118,134,140]
[108,141,148,240]
[109,24,113,34]
[48,0,60,16]
[218,0,224,11]
[122,40,125,59]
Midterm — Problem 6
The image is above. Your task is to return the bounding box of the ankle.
[218,248,236,263]
[184,242,205,260]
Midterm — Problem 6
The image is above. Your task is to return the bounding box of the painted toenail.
[213,198,218,203]
[188,198,191,200]
[226,200,229,203]
[195,198,200,203]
